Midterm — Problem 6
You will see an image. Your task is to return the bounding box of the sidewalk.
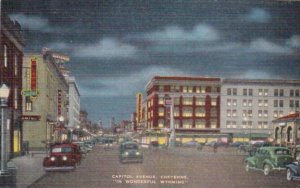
[11,153,46,188]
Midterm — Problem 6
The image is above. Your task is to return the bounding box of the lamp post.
[0,84,10,175]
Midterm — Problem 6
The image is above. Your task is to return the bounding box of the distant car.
[229,142,247,147]
[119,141,143,163]
[43,143,82,171]
[244,147,293,176]
[73,141,90,153]
[182,141,199,148]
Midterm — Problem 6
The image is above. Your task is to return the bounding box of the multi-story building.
[0,14,24,157]
[66,76,80,134]
[221,79,300,141]
[145,76,221,144]
[22,51,69,150]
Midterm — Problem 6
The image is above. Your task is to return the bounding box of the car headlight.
[50,157,56,161]
[124,152,129,156]
[62,156,68,161]
[136,151,140,155]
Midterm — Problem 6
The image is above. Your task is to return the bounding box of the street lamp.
[0,84,10,175]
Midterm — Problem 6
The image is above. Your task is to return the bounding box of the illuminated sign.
[31,58,37,90]
[57,90,62,116]
[21,90,39,97]
[21,115,41,121]
[136,93,143,123]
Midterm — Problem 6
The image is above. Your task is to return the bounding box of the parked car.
[244,146,293,176]
[73,141,89,153]
[43,143,82,171]
[119,141,143,163]
[229,141,247,147]
[182,141,200,148]
[285,147,300,181]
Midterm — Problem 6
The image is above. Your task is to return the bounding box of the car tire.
[287,169,294,181]
[263,164,271,176]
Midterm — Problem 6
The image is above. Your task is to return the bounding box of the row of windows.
[148,97,218,107]
[227,99,300,108]
[156,119,217,129]
[226,121,269,129]
[158,85,220,93]
[227,88,300,97]
[226,110,286,118]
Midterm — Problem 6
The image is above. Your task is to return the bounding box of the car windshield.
[274,149,290,155]
[124,144,138,150]
[52,147,72,153]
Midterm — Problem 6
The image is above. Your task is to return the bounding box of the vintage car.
[43,143,82,171]
[286,147,300,181]
[119,141,143,163]
[244,146,293,176]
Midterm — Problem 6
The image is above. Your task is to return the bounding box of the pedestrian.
[213,142,218,153]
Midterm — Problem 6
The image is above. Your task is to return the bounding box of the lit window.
[195,120,205,128]
[188,86,193,93]
[258,110,262,117]
[159,97,164,105]
[242,110,247,117]
[201,87,206,93]
[195,108,205,117]
[264,110,268,117]
[182,86,188,93]
[211,98,217,106]
[279,111,283,117]
[232,110,237,117]
[158,107,164,117]
[196,87,201,93]
[226,121,231,128]
[174,97,180,105]
[182,97,193,105]
[273,111,278,118]
[258,122,262,129]
[243,99,247,107]
[174,107,180,117]
[196,98,205,106]
[158,119,164,128]
[14,55,18,76]
[263,122,268,129]
[182,120,192,129]
[232,99,237,106]
[159,85,164,92]
[25,97,32,112]
[210,120,217,129]
[264,89,268,96]
[248,100,252,107]
[258,89,263,96]
[248,110,252,117]
[264,100,268,107]
[227,110,231,117]
[4,45,7,67]
[258,100,263,107]
[227,99,231,106]
[232,121,237,128]
[182,107,193,117]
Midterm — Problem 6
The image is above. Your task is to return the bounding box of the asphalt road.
[29,145,300,188]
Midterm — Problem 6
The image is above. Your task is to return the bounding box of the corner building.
[145,76,222,144]
[221,79,300,142]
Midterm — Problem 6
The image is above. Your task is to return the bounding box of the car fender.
[286,163,298,174]
[263,159,275,169]
[244,158,256,167]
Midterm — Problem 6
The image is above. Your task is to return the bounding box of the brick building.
[0,14,24,157]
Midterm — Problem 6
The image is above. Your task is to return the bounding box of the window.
[248,89,253,96]
[195,120,205,128]
[159,97,164,105]
[182,120,192,129]
[195,98,205,106]
[258,110,262,117]
[273,111,278,118]
[263,122,268,129]
[25,97,32,111]
[227,88,232,95]
[280,89,284,97]
[258,122,262,129]
[211,98,217,106]
[264,100,268,107]
[174,97,180,105]
[258,89,263,96]
[195,108,205,117]
[296,90,300,97]
[242,110,247,117]
[14,55,18,76]
[258,100,263,107]
[4,45,7,67]
[174,107,180,117]
[159,85,164,92]
[182,86,188,93]
[274,100,278,107]
[188,86,193,93]
[201,87,206,93]
[232,99,237,106]
[227,110,231,117]
[290,100,294,108]
[182,107,193,117]
[279,100,284,107]
[232,110,237,117]
[279,111,284,117]
[248,110,253,117]
[290,90,295,97]
[14,87,18,109]
[195,86,201,93]
[248,99,252,107]
[210,120,217,129]
[158,119,164,128]
[226,121,231,128]
[243,99,247,107]
[264,89,268,96]
[232,121,237,128]
[243,89,247,96]
[227,99,231,106]
[233,88,237,96]
[274,89,278,96]
[158,107,164,117]
[182,97,193,105]
[264,110,268,117]
[296,101,299,108]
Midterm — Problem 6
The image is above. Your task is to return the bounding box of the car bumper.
[44,166,75,171]
[120,156,143,163]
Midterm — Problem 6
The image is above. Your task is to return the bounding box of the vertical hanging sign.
[31,58,37,90]
[57,90,62,116]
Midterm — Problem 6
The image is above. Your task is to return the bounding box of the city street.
[28,145,299,188]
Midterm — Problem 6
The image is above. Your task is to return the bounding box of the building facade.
[0,14,24,157]
[22,52,69,150]
[221,79,300,141]
[66,76,80,133]
[145,76,221,144]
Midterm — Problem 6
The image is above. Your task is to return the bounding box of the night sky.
[3,0,300,126]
